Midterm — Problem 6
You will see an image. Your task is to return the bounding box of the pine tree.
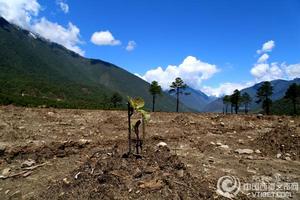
[149,81,162,112]
[169,77,189,112]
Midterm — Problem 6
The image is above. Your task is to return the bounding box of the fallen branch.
[23,162,48,170]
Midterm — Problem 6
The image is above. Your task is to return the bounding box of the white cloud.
[57,0,69,14]
[257,53,269,63]
[250,62,284,82]
[285,64,300,79]
[201,82,253,97]
[32,18,84,55]
[256,40,275,54]
[0,0,40,29]
[91,31,121,46]
[126,40,136,51]
[0,0,84,55]
[140,56,219,90]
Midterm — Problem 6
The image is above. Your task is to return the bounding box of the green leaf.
[128,96,145,109]
[139,110,150,122]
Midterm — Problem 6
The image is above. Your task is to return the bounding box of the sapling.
[127,97,150,155]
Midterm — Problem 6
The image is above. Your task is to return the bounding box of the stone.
[246,155,254,160]
[78,139,91,145]
[284,157,292,161]
[257,114,263,119]
[2,168,11,176]
[63,178,70,185]
[235,149,254,154]
[285,153,291,157]
[210,141,216,145]
[139,179,163,190]
[276,153,282,159]
[21,159,36,168]
[255,150,262,154]
[157,142,167,147]
[216,142,222,146]
[219,145,229,149]
[177,169,184,177]
[47,112,54,115]
[220,122,225,127]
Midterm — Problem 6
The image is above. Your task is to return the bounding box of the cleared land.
[0,106,299,199]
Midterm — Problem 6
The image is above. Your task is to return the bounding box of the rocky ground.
[0,106,299,199]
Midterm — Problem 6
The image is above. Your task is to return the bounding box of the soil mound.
[253,124,300,159]
[40,145,213,200]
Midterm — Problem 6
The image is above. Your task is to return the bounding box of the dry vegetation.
[0,106,299,199]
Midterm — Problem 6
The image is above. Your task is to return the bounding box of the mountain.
[178,87,216,112]
[0,17,192,112]
[202,78,300,113]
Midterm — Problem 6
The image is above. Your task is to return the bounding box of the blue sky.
[0,0,300,96]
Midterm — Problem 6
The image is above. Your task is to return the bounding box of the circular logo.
[217,176,240,198]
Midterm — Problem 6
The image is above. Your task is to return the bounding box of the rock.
[139,179,163,190]
[219,144,229,149]
[246,155,254,160]
[210,141,216,145]
[47,111,54,115]
[257,114,263,119]
[216,142,222,146]
[285,153,291,157]
[177,169,184,177]
[157,142,167,147]
[2,168,11,176]
[255,149,262,154]
[276,153,282,159]
[63,178,70,185]
[284,157,292,161]
[235,149,254,154]
[247,169,257,174]
[220,122,225,127]
[78,139,91,145]
[5,190,10,195]
[21,159,36,168]
[238,139,244,144]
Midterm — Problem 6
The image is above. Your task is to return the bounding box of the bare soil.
[0,106,299,199]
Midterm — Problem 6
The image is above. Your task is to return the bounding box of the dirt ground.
[0,106,299,199]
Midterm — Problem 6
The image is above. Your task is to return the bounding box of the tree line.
[222,81,300,115]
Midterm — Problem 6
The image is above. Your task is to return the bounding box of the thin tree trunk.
[152,95,155,112]
[127,103,132,154]
[176,88,179,112]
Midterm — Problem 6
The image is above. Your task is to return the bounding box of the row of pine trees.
[111,77,300,115]
[222,82,300,115]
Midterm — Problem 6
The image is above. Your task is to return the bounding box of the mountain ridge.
[202,78,300,112]
[0,16,192,112]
